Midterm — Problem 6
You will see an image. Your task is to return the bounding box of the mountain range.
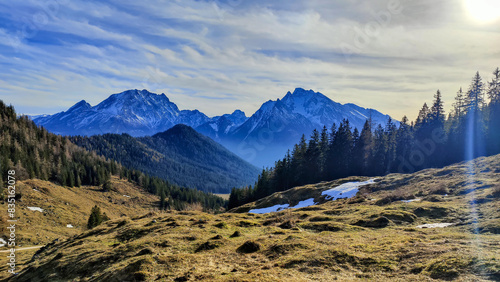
[33,88,395,167]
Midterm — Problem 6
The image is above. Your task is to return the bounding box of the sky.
[0,0,499,119]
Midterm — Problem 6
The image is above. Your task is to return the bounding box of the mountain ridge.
[33,88,396,167]
[70,124,260,193]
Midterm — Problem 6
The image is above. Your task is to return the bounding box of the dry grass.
[3,155,500,281]
[0,176,159,280]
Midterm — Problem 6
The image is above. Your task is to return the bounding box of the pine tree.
[102,180,112,192]
[416,103,430,126]
[384,118,397,172]
[291,135,307,187]
[358,120,373,174]
[87,205,108,229]
[331,119,353,178]
[488,67,500,103]
[371,124,387,176]
[395,116,413,172]
[465,71,485,114]
[318,126,329,177]
[305,129,321,183]
[487,67,500,154]
[463,72,486,159]
[430,90,445,125]
[452,87,465,118]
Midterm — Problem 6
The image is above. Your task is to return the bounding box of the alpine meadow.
[1,1,499,281]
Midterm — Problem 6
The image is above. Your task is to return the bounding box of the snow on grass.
[27,207,44,212]
[294,198,316,209]
[123,195,131,198]
[66,224,74,228]
[321,179,377,201]
[416,223,454,228]
[249,178,377,214]
[249,204,290,214]
[401,198,421,203]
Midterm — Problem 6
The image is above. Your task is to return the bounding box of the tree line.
[229,68,500,209]
[0,101,226,211]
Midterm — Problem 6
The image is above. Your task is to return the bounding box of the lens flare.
[464,0,500,23]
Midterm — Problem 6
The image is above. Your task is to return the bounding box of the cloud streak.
[0,0,499,120]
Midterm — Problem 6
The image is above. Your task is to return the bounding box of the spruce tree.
[430,90,445,124]
[488,67,500,154]
[465,71,485,114]
[452,87,465,118]
[87,205,108,229]
[487,67,500,103]
[305,129,321,183]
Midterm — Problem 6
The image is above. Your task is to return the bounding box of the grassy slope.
[7,156,500,281]
[0,176,159,280]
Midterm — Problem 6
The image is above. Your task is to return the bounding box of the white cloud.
[0,0,499,120]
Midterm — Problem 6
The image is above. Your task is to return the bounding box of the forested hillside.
[70,124,259,193]
[230,68,500,209]
[0,101,225,211]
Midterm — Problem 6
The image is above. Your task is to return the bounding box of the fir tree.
[465,71,485,114]
[488,67,500,103]
[430,90,445,125]
[87,205,108,229]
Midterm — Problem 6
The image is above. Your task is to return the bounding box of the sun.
[464,0,500,23]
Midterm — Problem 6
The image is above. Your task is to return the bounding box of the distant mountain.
[33,89,212,136]
[209,88,397,167]
[33,88,395,167]
[70,124,260,193]
[196,110,248,140]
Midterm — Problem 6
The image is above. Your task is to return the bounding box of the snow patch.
[294,198,317,209]
[123,195,131,198]
[66,224,74,228]
[33,188,40,192]
[416,223,454,228]
[401,198,421,203]
[321,179,377,201]
[27,207,44,212]
[249,204,290,214]
[249,178,377,214]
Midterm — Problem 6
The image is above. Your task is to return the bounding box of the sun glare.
[464,0,500,23]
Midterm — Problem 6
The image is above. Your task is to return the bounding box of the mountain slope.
[10,155,500,281]
[70,124,260,193]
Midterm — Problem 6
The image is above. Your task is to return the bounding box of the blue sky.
[0,0,499,119]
